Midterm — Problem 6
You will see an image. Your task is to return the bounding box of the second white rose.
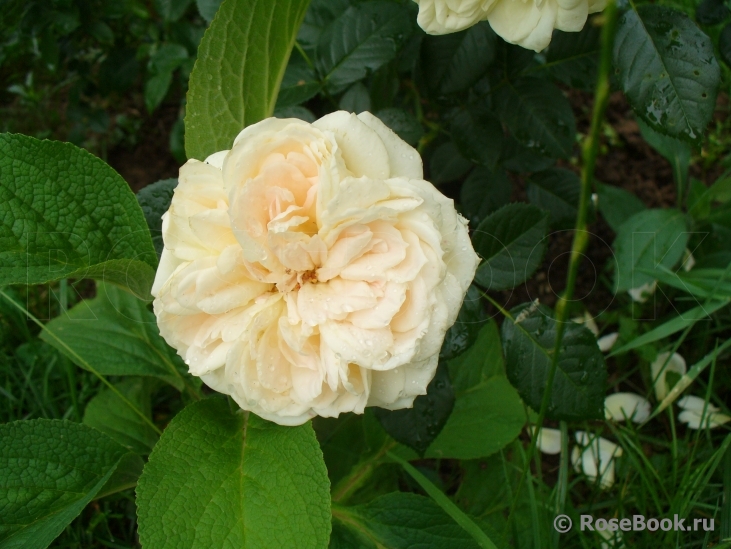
[413,0,606,52]
[152,111,479,426]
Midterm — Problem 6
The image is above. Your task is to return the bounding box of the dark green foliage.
[374,362,455,456]
[502,303,607,421]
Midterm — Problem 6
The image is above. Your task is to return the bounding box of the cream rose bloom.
[151,111,479,426]
[413,0,606,52]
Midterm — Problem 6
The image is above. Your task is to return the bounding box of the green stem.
[0,290,162,435]
[388,451,499,549]
[58,279,81,421]
[552,421,570,548]
[503,0,618,535]
[331,439,396,503]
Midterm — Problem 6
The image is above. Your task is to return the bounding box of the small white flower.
[650,352,686,401]
[572,311,599,335]
[598,528,625,549]
[529,426,562,455]
[572,431,622,489]
[681,249,695,272]
[572,313,617,352]
[605,392,651,423]
[597,332,619,353]
[678,395,731,429]
[628,280,657,303]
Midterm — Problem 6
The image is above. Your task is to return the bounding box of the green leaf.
[145,71,173,113]
[386,453,498,549]
[375,108,423,147]
[276,53,322,109]
[451,109,503,170]
[136,396,331,549]
[0,419,131,548]
[374,361,455,456]
[98,48,140,94]
[339,82,372,114]
[83,377,160,454]
[41,283,187,390]
[297,0,355,51]
[137,178,178,257]
[0,134,157,298]
[609,300,730,355]
[613,5,720,144]
[546,23,601,91]
[196,0,224,22]
[430,142,473,184]
[527,168,581,229]
[696,0,730,26]
[427,322,525,459]
[185,0,311,160]
[150,43,189,74]
[154,0,194,22]
[495,77,576,159]
[274,105,317,122]
[96,452,145,499]
[472,203,549,291]
[440,284,487,360]
[500,135,555,173]
[331,493,482,549]
[613,208,689,292]
[637,118,691,192]
[460,167,511,228]
[501,303,607,421]
[420,22,496,95]
[316,1,413,93]
[597,183,646,232]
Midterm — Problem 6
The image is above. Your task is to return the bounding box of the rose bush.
[413,0,606,51]
[151,111,479,426]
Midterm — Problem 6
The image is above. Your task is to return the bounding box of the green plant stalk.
[552,421,570,548]
[504,0,618,534]
[331,439,397,503]
[387,451,499,549]
[0,289,162,435]
[57,279,81,421]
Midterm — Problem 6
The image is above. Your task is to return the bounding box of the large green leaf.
[83,377,160,455]
[501,303,607,421]
[527,168,581,230]
[472,203,549,291]
[374,361,455,456]
[420,22,496,95]
[316,1,412,93]
[597,183,646,233]
[136,397,331,549]
[613,5,720,144]
[185,0,311,160]
[0,419,132,548]
[0,134,157,298]
[494,77,576,159]
[41,283,187,390]
[330,493,481,549]
[137,178,177,258]
[637,118,691,192]
[426,322,526,460]
[613,208,689,292]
